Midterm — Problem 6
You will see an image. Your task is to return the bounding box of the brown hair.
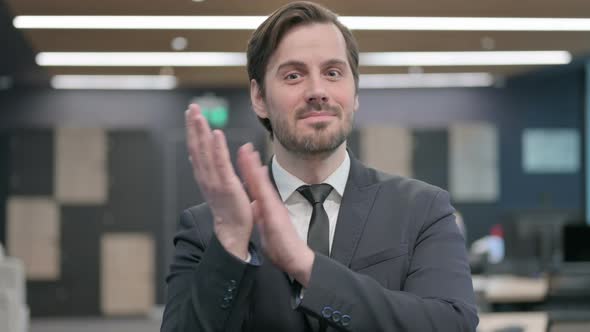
[246,1,359,136]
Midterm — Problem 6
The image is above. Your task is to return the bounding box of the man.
[161,2,478,331]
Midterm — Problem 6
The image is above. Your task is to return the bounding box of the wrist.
[291,247,315,288]
[216,230,250,261]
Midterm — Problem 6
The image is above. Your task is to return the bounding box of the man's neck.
[273,141,347,184]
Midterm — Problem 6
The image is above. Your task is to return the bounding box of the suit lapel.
[330,156,381,267]
[256,153,382,268]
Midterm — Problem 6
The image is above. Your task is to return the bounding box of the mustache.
[296,103,341,119]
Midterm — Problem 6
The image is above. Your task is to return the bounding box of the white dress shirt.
[271,152,351,254]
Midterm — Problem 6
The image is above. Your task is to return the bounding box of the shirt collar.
[272,151,350,202]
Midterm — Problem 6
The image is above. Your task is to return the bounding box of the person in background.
[161,2,478,331]
[470,224,505,266]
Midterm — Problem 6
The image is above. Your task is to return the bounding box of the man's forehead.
[275,58,349,71]
[266,23,348,71]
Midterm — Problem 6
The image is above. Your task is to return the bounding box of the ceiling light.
[340,17,590,31]
[171,37,188,51]
[14,16,265,30]
[359,73,495,89]
[360,51,572,66]
[13,16,590,31]
[480,37,495,50]
[50,75,177,90]
[36,51,571,67]
[36,52,247,66]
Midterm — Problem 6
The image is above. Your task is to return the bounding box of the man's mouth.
[299,111,336,119]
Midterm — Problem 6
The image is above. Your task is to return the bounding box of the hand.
[237,149,315,287]
[185,103,254,261]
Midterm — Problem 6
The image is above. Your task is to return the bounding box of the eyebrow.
[322,59,348,68]
[276,60,306,73]
[276,59,348,73]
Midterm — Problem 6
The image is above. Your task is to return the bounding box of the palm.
[185,103,256,260]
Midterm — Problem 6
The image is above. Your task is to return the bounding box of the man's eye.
[327,70,341,78]
[286,73,300,80]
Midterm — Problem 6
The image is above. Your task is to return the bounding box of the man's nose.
[305,76,329,106]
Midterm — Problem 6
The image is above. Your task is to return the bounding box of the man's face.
[251,23,359,156]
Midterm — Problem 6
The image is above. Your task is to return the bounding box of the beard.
[270,104,353,157]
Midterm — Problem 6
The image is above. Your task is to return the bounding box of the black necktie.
[297,184,333,332]
[297,184,333,257]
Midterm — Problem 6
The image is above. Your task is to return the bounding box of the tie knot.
[297,184,333,205]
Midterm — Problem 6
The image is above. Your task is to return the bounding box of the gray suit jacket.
[161,156,479,331]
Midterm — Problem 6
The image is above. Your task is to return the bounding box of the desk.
[473,275,549,303]
[478,312,548,332]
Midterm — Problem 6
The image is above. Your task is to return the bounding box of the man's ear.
[250,79,268,119]
[353,95,359,112]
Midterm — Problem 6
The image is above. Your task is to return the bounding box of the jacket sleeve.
[160,207,260,332]
[295,189,479,331]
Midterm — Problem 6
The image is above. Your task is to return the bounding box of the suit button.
[229,279,237,285]
[341,315,351,327]
[321,306,333,318]
[331,310,341,322]
[220,301,230,309]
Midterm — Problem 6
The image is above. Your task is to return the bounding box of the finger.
[185,104,200,154]
[191,104,218,183]
[237,143,259,197]
[246,155,267,202]
[254,165,284,214]
[212,130,238,184]
[239,147,281,212]
[185,105,204,178]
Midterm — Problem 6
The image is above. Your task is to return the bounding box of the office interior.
[0,0,589,331]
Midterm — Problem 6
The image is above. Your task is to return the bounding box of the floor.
[550,323,590,332]
[29,318,590,332]
[31,317,162,332]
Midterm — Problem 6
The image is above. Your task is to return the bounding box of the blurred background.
[0,0,589,331]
